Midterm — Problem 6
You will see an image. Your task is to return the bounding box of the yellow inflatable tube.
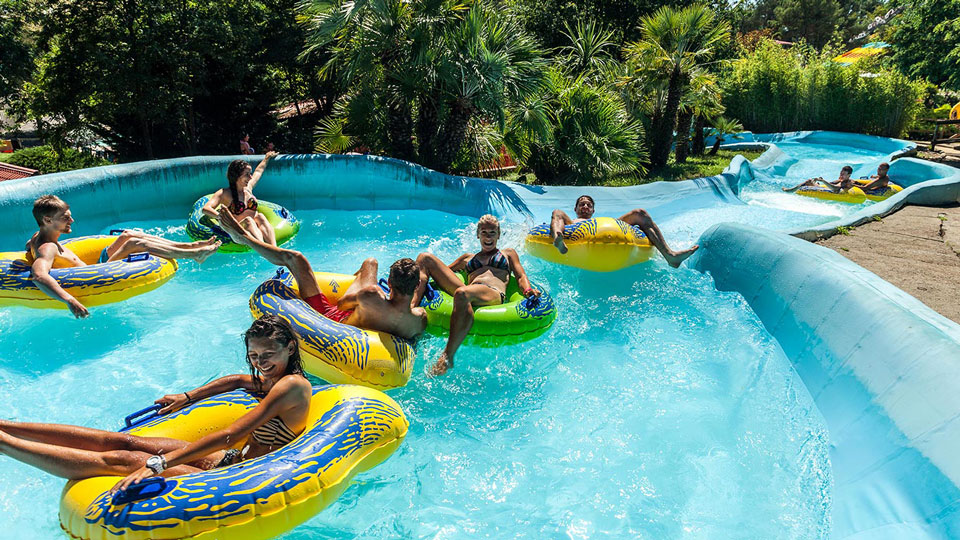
[526,217,653,272]
[249,269,416,390]
[796,185,867,203]
[0,235,177,308]
[854,179,903,201]
[60,384,408,540]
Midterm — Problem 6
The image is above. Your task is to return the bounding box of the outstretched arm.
[247,151,278,192]
[154,374,254,414]
[31,244,89,318]
[504,249,539,298]
[114,376,308,492]
[216,207,322,298]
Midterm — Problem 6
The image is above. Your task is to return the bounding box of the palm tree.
[675,69,722,163]
[626,4,730,168]
[707,116,744,155]
[557,21,617,82]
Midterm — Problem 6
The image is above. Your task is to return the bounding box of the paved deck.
[816,203,960,324]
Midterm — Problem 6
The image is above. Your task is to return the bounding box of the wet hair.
[226,159,252,208]
[841,166,853,175]
[476,214,500,234]
[575,195,595,208]
[879,162,890,171]
[244,315,304,391]
[389,258,420,296]
[32,195,69,226]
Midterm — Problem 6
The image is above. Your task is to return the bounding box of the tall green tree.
[889,0,960,91]
[626,4,730,168]
[773,0,841,49]
[0,0,34,111]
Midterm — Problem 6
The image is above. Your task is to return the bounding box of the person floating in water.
[0,316,311,492]
[216,206,427,340]
[858,162,892,193]
[412,215,540,376]
[26,195,220,318]
[202,151,278,246]
[782,165,855,194]
[548,195,697,268]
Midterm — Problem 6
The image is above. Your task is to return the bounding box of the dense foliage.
[0,0,33,110]
[6,145,110,174]
[722,41,922,136]
[888,0,960,92]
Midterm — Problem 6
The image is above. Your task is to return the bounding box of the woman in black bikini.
[202,151,279,245]
[413,215,541,376]
[0,316,311,492]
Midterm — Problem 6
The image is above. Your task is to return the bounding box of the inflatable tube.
[418,272,556,346]
[0,235,177,308]
[249,270,416,390]
[854,179,903,201]
[60,384,408,540]
[186,194,300,253]
[525,217,653,272]
[796,185,867,203]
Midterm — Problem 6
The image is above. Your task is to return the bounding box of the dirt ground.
[816,203,960,324]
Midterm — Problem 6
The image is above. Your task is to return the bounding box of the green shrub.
[6,145,110,175]
[722,40,924,137]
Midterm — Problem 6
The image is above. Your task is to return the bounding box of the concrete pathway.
[816,203,960,324]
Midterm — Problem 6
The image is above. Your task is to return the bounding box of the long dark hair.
[244,315,304,391]
[227,159,250,210]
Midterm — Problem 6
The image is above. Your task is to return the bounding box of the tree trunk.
[385,94,416,163]
[432,99,472,174]
[416,89,441,169]
[674,109,693,164]
[709,136,723,155]
[692,115,706,156]
[649,66,684,168]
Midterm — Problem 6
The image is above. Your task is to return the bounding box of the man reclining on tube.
[782,165,855,194]
[26,195,220,318]
[216,206,426,340]
[858,162,893,193]
[548,195,698,268]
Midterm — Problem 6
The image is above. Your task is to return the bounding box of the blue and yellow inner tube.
[417,272,556,346]
[0,235,177,309]
[855,179,903,201]
[186,194,300,253]
[526,217,653,272]
[249,270,416,390]
[60,384,408,540]
[796,185,867,203]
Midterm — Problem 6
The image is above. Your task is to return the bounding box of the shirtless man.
[782,165,855,193]
[549,195,698,268]
[27,195,220,318]
[217,207,426,339]
[858,162,892,193]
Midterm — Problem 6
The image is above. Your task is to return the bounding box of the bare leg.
[253,213,277,246]
[430,284,502,376]
[620,208,698,268]
[412,253,470,307]
[338,258,378,309]
[0,420,187,454]
[107,236,219,264]
[782,178,818,192]
[240,216,266,244]
[217,206,322,298]
[550,209,574,254]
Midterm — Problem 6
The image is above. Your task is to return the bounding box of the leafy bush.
[722,40,924,137]
[7,145,110,175]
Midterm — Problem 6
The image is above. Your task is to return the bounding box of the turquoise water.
[660,142,891,246]
[0,209,831,538]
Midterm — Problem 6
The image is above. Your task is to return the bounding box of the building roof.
[0,162,39,181]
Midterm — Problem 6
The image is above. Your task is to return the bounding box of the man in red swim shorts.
[217,207,426,340]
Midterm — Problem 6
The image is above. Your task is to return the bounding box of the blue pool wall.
[2,131,960,539]
[689,224,960,540]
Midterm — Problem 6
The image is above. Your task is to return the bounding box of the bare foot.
[553,234,568,255]
[428,353,452,377]
[194,242,220,264]
[216,207,250,245]
[665,245,698,268]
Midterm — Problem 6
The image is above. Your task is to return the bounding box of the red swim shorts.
[303,292,354,323]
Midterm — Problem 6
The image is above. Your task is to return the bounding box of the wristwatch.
[145,455,167,474]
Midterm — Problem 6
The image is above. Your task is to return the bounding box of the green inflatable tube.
[418,272,557,346]
[185,194,300,253]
